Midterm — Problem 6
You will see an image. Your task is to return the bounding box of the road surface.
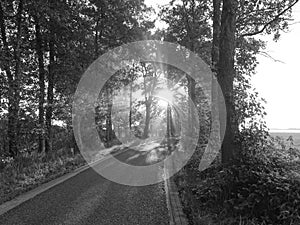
[0,146,170,225]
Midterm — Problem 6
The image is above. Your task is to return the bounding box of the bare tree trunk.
[218,0,238,163]
[34,15,45,153]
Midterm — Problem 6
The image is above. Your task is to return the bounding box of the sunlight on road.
[145,147,168,164]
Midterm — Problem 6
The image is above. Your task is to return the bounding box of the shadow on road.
[111,138,179,166]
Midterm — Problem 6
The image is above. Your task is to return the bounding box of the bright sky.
[145,0,300,129]
[253,3,300,129]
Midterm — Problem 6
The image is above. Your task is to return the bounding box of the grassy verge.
[174,146,300,225]
[0,150,86,205]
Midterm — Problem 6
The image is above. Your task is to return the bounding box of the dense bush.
[177,147,300,225]
[197,156,300,223]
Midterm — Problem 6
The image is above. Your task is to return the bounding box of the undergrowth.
[175,139,300,225]
[0,150,86,205]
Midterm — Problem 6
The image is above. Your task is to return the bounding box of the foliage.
[160,0,212,62]
[0,0,154,156]
[0,150,86,205]
[176,146,300,224]
[159,0,298,161]
[0,0,299,219]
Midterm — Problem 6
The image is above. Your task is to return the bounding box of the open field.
[270,130,300,147]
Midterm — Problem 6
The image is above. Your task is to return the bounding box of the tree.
[45,1,55,153]
[140,63,159,139]
[0,0,24,157]
[0,0,156,157]
[215,0,299,162]
[208,0,222,167]
[159,0,299,164]
[217,0,239,163]
[34,13,46,153]
[160,0,211,140]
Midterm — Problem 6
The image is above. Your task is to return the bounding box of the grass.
[0,142,131,205]
[0,150,86,205]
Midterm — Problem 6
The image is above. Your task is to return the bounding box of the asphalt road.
[0,147,170,225]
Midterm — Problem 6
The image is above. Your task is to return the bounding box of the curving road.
[0,147,170,225]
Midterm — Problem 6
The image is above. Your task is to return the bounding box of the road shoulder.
[164,161,189,225]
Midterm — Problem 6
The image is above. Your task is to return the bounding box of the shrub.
[184,154,300,224]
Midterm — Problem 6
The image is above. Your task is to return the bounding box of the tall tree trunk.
[94,7,104,59]
[0,2,14,156]
[141,67,153,139]
[212,0,222,141]
[94,18,99,59]
[143,100,151,139]
[199,0,222,170]
[187,76,196,135]
[105,86,116,146]
[218,0,238,163]
[45,14,55,153]
[34,15,45,153]
[212,0,221,83]
[12,0,23,153]
[182,0,196,135]
[106,100,113,143]
[129,80,133,131]
[0,0,23,157]
[167,103,175,137]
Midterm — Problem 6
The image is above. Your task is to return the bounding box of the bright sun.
[156,89,174,107]
[157,98,169,107]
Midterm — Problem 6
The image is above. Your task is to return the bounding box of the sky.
[145,0,300,130]
[252,3,300,129]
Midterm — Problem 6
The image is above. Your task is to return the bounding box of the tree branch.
[258,51,285,64]
[240,0,299,37]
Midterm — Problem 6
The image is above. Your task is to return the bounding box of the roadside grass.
[0,142,132,205]
[175,143,300,225]
[0,150,86,205]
